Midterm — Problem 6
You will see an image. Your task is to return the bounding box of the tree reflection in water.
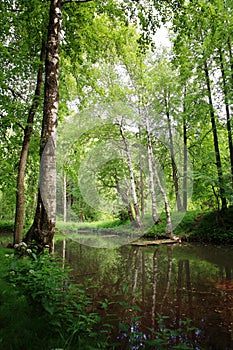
[55,239,233,349]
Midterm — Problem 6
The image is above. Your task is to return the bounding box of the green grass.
[55,207,233,244]
[144,207,233,244]
[0,221,14,231]
[144,210,201,239]
[56,217,124,231]
[189,206,233,243]
[2,206,233,249]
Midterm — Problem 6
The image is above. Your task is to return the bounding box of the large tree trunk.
[14,41,45,245]
[24,0,62,252]
[119,121,141,228]
[204,59,227,211]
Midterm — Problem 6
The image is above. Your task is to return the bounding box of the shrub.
[5,249,108,349]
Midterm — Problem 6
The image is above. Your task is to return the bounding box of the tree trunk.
[138,126,145,218]
[144,111,160,224]
[24,0,62,252]
[227,34,233,84]
[160,246,173,313]
[183,87,188,211]
[14,41,45,245]
[119,122,141,228]
[219,49,233,188]
[204,59,227,211]
[153,157,173,237]
[151,249,159,328]
[63,172,67,222]
[116,180,134,223]
[165,98,182,211]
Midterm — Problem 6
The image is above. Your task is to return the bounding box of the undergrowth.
[189,206,233,243]
[0,247,108,350]
[144,210,200,239]
[0,244,199,350]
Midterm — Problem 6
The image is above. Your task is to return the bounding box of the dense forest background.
[1,0,233,248]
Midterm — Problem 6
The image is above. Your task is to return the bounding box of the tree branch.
[16,122,25,131]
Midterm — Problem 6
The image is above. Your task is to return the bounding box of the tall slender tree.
[14,40,45,245]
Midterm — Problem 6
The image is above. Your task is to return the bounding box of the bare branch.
[15,122,25,131]
[8,87,24,100]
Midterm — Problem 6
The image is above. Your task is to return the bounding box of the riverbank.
[1,207,233,245]
[55,207,233,245]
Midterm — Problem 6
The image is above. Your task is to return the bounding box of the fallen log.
[131,239,180,246]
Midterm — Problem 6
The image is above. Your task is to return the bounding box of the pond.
[55,239,233,349]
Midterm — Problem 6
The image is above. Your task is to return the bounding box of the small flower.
[19,242,27,247]
[29,269,34,274]
[14,244,19,249]
[10,271,15,275]
[26,249,32,254]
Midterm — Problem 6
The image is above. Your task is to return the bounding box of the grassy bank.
[144,207,233,244]
[1,207,233,246]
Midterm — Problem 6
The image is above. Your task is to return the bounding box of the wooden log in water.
[131,239,180,246]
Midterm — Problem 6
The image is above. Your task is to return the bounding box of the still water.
[55,239,233,349]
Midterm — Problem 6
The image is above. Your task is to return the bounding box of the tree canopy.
[0,0,233,248]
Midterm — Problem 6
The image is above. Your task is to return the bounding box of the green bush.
[190,206,233,243]
[4,249,108,349]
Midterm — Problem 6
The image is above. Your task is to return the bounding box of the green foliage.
[190,206,233,243]
[113,310,198,349]
[2,249,108,349]
[143,314,198,349]
[145,211,201,239]
[0,220,13,232]
[56,217,123,231]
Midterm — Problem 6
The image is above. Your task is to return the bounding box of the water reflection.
[54,239,233,349]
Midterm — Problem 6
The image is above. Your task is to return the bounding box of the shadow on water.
[55,237,233,349]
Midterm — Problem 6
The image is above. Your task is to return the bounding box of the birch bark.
[119,121,141,228]
[24,0,62,252]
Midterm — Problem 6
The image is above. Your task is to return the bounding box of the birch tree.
[25,0,62,251]
[118,119,142,228]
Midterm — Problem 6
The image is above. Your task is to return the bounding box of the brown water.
[55,240,233,349]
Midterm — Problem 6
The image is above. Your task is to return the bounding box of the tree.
[0,0,49,231]
[14,40,45,244]
[118,118,142,228]
[25,0,62,251]
[171,0,229,211]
